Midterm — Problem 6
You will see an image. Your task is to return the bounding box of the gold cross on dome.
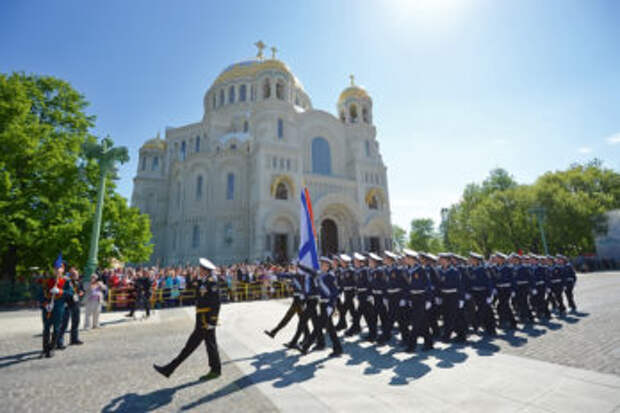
[349,74,355,86]
[271,46,278,59]
[254,41,266,59]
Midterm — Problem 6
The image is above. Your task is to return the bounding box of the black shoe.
[56,344,66,350]
[153,364,173,378]
[311,343,325,352]
[454,335,466,343]
[422,342,434,351]
[329,350,343,358]
[405,345,416,353]
[335,323,346,331]
[376,339,388,347]
[70,340,84,345]
[294,344,308,355]
[264,330,275,339]
[124,313,133,318]
[283,342,295,349]
[363,335,376,343]
[45,350,53,358]
[199,370,221,381]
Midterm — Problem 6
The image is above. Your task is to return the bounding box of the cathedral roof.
[338,85,370,105]
[140,136,166,151]
[212,58,304,89]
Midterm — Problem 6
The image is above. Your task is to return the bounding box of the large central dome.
[211,58,304,90]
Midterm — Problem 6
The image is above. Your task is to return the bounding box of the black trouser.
[531,285,550,320]
[42,308,63,353]
[550,284,566,313]
[496,288,517,328]
[305,302,341,353]
[338,291,356,328]
[515,285,533,323]
[129,292,151,317]
[58,302,80,346]
[428,292,441,337]
[374,294,389,335]
[355,295,377,339]
[471,291,496,334]
[335,293,346,328]
[168,324,221,374]
[380,296,408,343]
[293,299,323,348]
[441,292,466,340]
[463,296,478,330]
[408,296,432,349]
[270,298,305,337]
[564,281,576,310]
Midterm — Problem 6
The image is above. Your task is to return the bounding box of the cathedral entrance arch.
[320,219,338,256]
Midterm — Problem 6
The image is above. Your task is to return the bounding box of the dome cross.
[254,40,266,60]
[270,46,278,59]
[349,74,355,86]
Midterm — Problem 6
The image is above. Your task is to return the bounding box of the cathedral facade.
[131,46,392,265]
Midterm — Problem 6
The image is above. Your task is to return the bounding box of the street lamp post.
[528,206,549,256]
[83,137,129,278]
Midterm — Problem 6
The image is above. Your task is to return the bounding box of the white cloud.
[606,132,620,145]
[578,147,592,154]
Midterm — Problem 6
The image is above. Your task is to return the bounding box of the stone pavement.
[0,271,619,412]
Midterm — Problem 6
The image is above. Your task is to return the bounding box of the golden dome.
[141,136,166,151]
[338,74,371,105]
[211,58,303,89]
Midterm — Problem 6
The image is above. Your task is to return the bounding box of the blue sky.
[1,0,619,230]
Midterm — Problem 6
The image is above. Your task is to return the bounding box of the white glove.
[50,287,60,295]
[368,296,374,305]
[546,288,550,294]
[326,305,334,316]
[73,294,79,302]
[486,296,493,304]
[425,301,432,310]
[511,292,516,298]
[383,298,389,307]
[399,299,406,307]
[465,293,472,300]
[532,288,538,295]
[45,303,53,312]
[458,300,464,309]
[435,297,442,305]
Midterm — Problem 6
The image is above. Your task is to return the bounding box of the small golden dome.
[338,74,371,105]
[211,59,303,89]
[141,136,166,151]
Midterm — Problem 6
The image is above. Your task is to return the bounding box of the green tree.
[0,72,152,281]
[392,225,406,251]
[408,218,443,252]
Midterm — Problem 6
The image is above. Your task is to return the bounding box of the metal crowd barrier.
[105,281,293,311]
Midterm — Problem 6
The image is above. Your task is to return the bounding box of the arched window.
[152,156,159,171]
[340,110,345,122]
[349,104,358,123]
[239,84,247,102]
[362,106,369,123]
[212,94,216,109]
[365,140,371,157]
[243,120,248,133]
[228,85,235,103]
[368,195,378,210]
[176,182,181,208]
[275,182,288,200]
[219,89,225,106]
[263,78,271,99]
[196,175,203,200]
[226,173,235,200]
[276,80,285,100]
[277,118,283,139]
[141,156,147,171]
[251,84,256,101]
[180,141,186,161]
[311,137,332,175]
[195,136,200,153]
[192,225,200,248]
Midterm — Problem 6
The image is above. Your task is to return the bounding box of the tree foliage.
[440,163,620,256]
[392,225,406,251]
[408,218,443,253]
[0,72,152,279]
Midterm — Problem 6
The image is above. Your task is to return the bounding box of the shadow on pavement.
[100,379,202,412]
[0,350,41,369]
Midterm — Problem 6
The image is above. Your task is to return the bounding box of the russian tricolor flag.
[298,187,319,273]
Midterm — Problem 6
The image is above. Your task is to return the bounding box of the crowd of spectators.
[97,261,295,310]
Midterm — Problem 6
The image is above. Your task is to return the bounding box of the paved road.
[0,271,619,412]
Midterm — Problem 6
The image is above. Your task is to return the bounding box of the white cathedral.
[131,43,392,265]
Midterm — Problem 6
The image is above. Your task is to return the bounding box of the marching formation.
[265,250,578,356]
